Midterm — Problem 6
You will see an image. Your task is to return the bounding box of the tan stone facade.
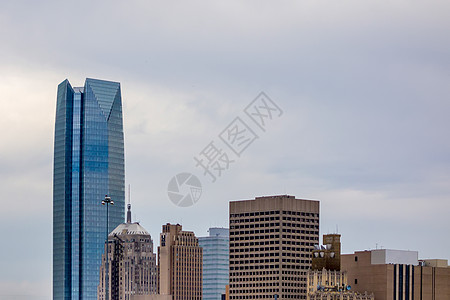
[157,223,202,300]
[229,195,320,300]
[98,207,157,300]
[308,292,374,300]
[307,235,373,300]
[342,250,450,300]
[307,269,373,300]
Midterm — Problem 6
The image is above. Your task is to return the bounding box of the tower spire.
[127,184,132,223]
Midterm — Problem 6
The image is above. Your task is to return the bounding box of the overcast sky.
[1,0,450,299]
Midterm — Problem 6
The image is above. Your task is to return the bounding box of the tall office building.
[229,195,320,300]
[158,223,203,300]
[98,204,157,300]
[53,78,125,300]
[199,228,229,300]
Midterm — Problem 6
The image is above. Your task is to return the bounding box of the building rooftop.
[109,203,150,236]
[110,222,149,236]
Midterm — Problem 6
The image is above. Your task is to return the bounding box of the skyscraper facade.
[98,204,157,300]
[229,195,320,300]
[199,228,229,300]
[306,234,374,300]
[158,223,203,300]
[53,78,125,300]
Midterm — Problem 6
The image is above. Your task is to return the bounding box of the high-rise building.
[53,78,125,300]
[158,223,203,300]
[229,195,320,300]
[199,228,229,300]
[307,235,373,300]
[341,249,450,300]
[98,204,157,300]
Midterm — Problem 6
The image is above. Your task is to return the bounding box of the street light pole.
[102,195,114,300]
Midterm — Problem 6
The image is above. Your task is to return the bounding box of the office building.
[199,228,229,300]
[229,195,320,300]
[307,235,373,300]
[158,223,203,300]
[53,78,125,300]
[342,249,450,300]
[98,204,157,300]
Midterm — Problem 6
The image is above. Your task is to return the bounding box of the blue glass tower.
[199,228,229,300]
[53,78,125,300]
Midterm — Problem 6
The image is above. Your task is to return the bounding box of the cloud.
[0,280,50,300]
[1,0,450,298]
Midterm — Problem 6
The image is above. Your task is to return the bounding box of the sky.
[1,0,450,299]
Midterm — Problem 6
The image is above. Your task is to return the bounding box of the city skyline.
[1,1,450,299]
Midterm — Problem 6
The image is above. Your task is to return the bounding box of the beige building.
[307,269,373,300]
[307,235,373,300]
[229,195,320,300]
[342,249,450,300]
[98,204,157,300]
[158,223,202,300]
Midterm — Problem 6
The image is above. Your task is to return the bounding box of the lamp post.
[102,195,114,300]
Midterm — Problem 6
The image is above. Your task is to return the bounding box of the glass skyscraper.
[53,78,125,300]
[199,228,229,300]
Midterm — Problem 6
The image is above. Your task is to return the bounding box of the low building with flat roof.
[342,249,450,300]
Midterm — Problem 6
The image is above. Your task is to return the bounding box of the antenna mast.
[128,184,131,205]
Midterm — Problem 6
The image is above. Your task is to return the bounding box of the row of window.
[231,217,318,225]
[231,252,310,258]
[230,264,310,271]
[231,258,311,264]
[230,241,317,248]
[230,211,318,217]
[230,230,318,239]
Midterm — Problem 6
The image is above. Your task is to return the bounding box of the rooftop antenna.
[127,184,132,223]
[128,184,131,205]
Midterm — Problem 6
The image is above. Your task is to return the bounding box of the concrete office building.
[158,223,203,300]
[342,249,450,300]
[53,78,125,300]
[98,204,157,300]
[199,228,229,300]
[229,195,320,300]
